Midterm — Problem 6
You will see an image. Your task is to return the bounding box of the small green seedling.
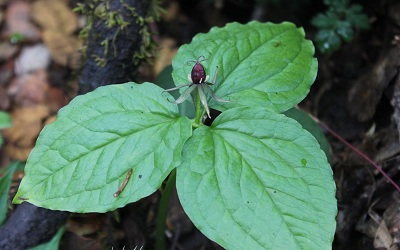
[311,0,369,53]
[13,22,337,249]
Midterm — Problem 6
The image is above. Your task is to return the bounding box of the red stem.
[318,121,400,193]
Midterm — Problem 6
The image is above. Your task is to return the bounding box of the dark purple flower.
[163,56,229,118]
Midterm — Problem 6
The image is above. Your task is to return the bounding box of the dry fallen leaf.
[0,86,10,110]
[46,87,69,113]
[348,46,400,121]
[43,30,82,67]
[0,43,19,61]
[3,105,49,160]
[32,0,78,34]
[3,1,41,41]
[153,37,177,77]
[161,1,180,22]
[374,220,394,249]
[0,59,14,88]
[66,213,110,237]
[383,193,400,249]
[44,115,57,125]
[7,69,50,106]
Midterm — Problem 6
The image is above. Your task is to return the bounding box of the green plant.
[13,22,337,249]
[0,111,12,148]
[311,0,369,53]
[29,226,65,250]
[0,111,13,225]
[0,162,20,225]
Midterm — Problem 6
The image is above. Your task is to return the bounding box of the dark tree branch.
[78,0,149,94]
[0,203,69,250]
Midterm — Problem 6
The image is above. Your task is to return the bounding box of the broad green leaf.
[177,107,337,250]
[284,107,330,161]
[0,111,11,129]
[13,82,192,212]
[0,162,20,225]
[172,21,317,113]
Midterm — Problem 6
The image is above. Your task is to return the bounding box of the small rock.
[14,44,51,75]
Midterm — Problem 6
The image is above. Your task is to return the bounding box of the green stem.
[155,169,177,250]
[193,89,204,128]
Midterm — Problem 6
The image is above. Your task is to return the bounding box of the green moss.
[121,0,163,65]
[74,0,163,67]
[92,55,107,67]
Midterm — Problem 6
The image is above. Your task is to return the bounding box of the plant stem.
[155,169,177,250]
[193,89,204,128]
